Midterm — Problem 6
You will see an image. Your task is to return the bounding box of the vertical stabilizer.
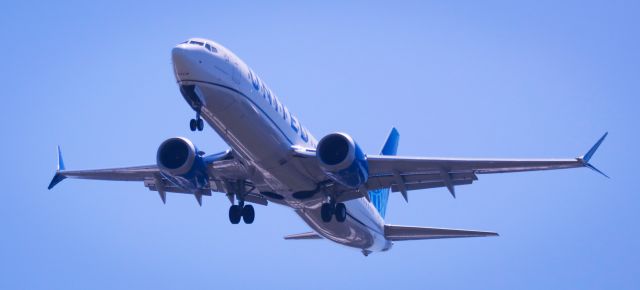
[368,128,399,218]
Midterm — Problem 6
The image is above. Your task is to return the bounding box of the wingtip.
[47,173,66,190]
[581,132,608,162]
[579,132,609,178]
[49,146,67,190]
[56,145,66,171]
[585,163,610,179]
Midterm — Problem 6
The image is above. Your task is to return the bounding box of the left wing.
[47,146,267,206]
[365,133,608,198]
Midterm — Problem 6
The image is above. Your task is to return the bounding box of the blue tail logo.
[368,128,399,218]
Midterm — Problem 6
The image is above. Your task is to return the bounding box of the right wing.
[365,133,608,198]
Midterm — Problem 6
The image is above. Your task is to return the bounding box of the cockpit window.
[205,43,218,53]
[187,40,218,53]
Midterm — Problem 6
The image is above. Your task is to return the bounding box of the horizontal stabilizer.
[283,232,322,240]
[384,224,498,241]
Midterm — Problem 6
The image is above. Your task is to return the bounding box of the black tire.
[197,118,204,131]
[189,119,197,131]
[335,203,347,222]
[242,204,255,224]
[321,203,333,222]
[229,205,241,224]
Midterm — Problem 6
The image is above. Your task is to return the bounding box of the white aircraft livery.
[48,38,608,255]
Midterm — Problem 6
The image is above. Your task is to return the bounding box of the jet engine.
[156,137,208,191]
[316,133,369,188]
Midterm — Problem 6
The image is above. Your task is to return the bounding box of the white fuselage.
[171,38,392,252]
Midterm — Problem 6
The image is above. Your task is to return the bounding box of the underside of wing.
[364,133,608,198]
[55,165,160,182]
[47,146,268,206]
[384,224,498,241]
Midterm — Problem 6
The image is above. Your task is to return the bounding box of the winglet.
[578,132,609,178]
[56,145,65,171]
[47,146,67,190]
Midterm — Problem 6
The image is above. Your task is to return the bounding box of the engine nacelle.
[156,137,208,192]
[316,132,369,188]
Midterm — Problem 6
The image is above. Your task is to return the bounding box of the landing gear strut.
[190,111,204,131]
[228,200,255,224]
[321,201,347,223]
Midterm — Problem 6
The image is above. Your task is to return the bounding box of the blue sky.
[1,1,638,289]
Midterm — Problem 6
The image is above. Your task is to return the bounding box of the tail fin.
[368,128,399,218]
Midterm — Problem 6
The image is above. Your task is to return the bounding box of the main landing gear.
[321,202,347,223]
[189,111,204,131]
[229,201,255,224]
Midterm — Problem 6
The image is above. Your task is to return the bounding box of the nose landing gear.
[190,111,204,131]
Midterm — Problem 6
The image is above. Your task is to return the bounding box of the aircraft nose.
[172,46,191,68]
[172,45,196,80]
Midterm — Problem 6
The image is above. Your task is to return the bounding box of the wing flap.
[368,155,583,176]
[368,172,478,189]
[57,165,160,181]
[391,179,473,193]
[384,224,498,241]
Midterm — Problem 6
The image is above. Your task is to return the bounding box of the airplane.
[48,37,608,256]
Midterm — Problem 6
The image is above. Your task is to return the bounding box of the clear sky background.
[1,1,638,289]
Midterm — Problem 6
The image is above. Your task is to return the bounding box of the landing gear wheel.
[197,118,204,131]
[321,203,333,223]
[242,204,255,224]
[335,203,347,222]
[229,205,241,224]
[189,119,197,131]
